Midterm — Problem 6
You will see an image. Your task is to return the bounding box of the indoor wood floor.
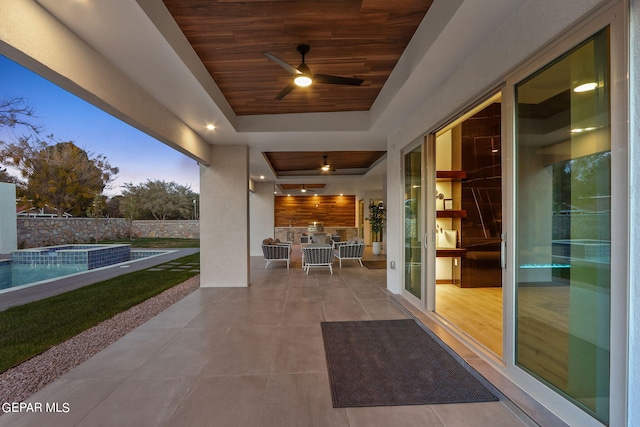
[435,284,503,356]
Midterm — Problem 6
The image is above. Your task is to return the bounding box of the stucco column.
[0,183,18,254]
[199,145,250,287]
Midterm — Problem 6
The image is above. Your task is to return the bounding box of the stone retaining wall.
[131,220,199,239]
[15,218,200,249]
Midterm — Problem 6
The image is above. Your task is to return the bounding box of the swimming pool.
[0,245,169,291]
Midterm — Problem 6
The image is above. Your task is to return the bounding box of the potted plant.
[366,202,385,255]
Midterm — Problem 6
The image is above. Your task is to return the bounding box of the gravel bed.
[0,275,200,405]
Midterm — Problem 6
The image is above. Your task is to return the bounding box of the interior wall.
[250,182,275,256]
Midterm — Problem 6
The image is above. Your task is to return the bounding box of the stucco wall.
[628,0,639,424]
[15,218,199,249]
[250,182,275,256]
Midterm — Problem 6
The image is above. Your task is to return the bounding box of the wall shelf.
[436,170,467,180]
[436,248,467,257]
[436,210,467,218]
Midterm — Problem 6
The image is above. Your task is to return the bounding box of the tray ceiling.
[264,151,386,177]
[162,0,434,116]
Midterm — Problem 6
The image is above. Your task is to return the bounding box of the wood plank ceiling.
[162,0,434,116]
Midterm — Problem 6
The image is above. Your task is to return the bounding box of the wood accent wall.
[275,195,355,227]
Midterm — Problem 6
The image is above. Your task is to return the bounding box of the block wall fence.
[15,218,200,249]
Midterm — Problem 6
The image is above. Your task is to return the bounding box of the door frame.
[400,138,433,308]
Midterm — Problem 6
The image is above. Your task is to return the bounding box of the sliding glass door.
[515,28,610,424]
[404,144,423,300]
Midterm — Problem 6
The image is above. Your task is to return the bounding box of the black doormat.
[320,319,498,408]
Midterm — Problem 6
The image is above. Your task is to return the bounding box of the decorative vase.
[372,241,382,256]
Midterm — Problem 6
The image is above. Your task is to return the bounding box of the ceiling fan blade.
[263,52,302,75]
[275,83,297,100]
[314,74,364,86]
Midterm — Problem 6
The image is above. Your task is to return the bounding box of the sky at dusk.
[0,55,200,196]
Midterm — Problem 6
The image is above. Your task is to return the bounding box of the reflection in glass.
[515,28,610,424]
[404,146,422,298]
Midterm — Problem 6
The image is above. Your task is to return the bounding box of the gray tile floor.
[0,256,534,427]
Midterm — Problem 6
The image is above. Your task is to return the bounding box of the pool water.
[0,262,86,290]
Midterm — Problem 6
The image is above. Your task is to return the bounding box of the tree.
[0,96,43,136]
[86,193,107,243]
[0,138,119,217]
[105,195,124,218]
[121,180,197,220]
[1,97,42,185]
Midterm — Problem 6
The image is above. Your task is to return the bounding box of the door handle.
[500,233,506,269]
[424,233,428,249]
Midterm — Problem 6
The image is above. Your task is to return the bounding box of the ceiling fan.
[263,44,364,100]
[299,184,315,194]
[321,155,332,172]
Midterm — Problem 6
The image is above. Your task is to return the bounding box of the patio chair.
[262,239,291,269]
[302,246,334,274]
[332,241,365,268]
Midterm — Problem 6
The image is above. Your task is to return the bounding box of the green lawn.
[0,252,200,373]
[98,237,200,248]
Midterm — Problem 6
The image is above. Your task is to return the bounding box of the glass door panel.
[434,94,503,357]
[404,145,422,299]
[515,28,610,424]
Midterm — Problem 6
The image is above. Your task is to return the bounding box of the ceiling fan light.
[321,155,330,171]
[294,75,313,87]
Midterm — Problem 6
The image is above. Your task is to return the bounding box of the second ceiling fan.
[263,44,364,100]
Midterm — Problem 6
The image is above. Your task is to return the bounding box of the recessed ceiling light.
[260,175,265,180]
[206,124,215,130]
[573,82,598,93]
